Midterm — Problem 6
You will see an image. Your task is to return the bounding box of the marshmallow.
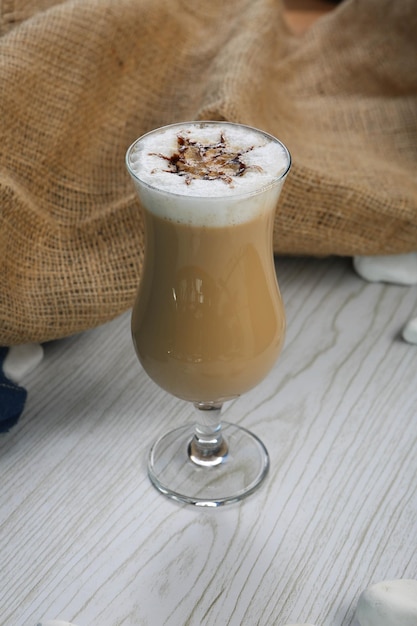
[402,316,417,344]
[356,579,417,626]
[353,253,417,285]
[353,253,417,345]
[3,343,44,383]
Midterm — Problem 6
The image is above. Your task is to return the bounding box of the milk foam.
[126,122,290,226]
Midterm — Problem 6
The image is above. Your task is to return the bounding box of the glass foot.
[148,422,269,506]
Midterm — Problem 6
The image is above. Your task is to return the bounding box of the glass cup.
[126,121,291,506]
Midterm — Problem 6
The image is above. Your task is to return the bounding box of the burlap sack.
[1,0,416,345]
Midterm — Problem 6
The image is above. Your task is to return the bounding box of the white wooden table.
[1,255,416,626]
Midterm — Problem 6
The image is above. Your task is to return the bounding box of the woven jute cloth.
[1,0,416,345]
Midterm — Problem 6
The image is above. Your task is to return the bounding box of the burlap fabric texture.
[1,0,417,345]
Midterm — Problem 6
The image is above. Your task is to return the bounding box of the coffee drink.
[127,122,290,403]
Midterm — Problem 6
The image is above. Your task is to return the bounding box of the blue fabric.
[0,347,27,432]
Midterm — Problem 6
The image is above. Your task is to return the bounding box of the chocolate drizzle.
[150,132,262,185]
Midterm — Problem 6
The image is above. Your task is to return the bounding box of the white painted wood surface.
[1,256,416,626]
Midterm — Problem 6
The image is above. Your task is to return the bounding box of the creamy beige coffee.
[126,122,290,403]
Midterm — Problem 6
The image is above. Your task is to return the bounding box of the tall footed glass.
[126,121,291,506]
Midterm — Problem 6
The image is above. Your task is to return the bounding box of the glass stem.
[188,402,229,467]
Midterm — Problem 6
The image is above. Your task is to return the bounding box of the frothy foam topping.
[127,123,289,197]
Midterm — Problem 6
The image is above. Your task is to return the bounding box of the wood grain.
[1,256,416,626]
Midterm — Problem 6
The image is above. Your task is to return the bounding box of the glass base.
[148,422,269,507]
